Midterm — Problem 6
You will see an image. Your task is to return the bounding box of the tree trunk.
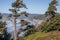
[14,17,17,40]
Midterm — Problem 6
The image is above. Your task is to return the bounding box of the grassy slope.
[21,31,60,40]
[19,14,60,40]
[23,32,46,40]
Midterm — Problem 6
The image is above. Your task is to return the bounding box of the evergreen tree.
[9,0,28,40]
[45,0,58,22]
[0,13,6,32]
[0,15,11,40]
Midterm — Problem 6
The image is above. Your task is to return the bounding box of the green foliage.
[40,14,60,32]
[45,0,58,19]
[3,28,11,40]
[20,20,29,25]
[0,20,11,40]
[0,13,2,19]
[20,11,29,17]
[48,0,58,12]
[9,0,28,18]
[9,0,28,14]
[0,22,6,32]
[24,28,35,36]
[0,22,6,28]
[12,0,27,9]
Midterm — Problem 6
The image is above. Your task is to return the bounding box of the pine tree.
[9,0,28,40]
[0,13,7,40]
[0,13,6,31]
[45,0,58,22]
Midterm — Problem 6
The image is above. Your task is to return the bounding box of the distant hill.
[2,13,46,20]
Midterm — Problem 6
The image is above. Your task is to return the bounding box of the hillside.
[19,14,60,40]
[40,14,60,32]
[20,31,60,40]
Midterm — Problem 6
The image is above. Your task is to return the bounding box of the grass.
[19,31,60,40]
[19,32,46,40]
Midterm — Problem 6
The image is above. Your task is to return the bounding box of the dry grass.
[19,31,60,40]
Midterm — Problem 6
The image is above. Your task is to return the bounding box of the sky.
[0,0,60,14]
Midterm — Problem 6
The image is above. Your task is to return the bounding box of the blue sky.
[0,0,60,14]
